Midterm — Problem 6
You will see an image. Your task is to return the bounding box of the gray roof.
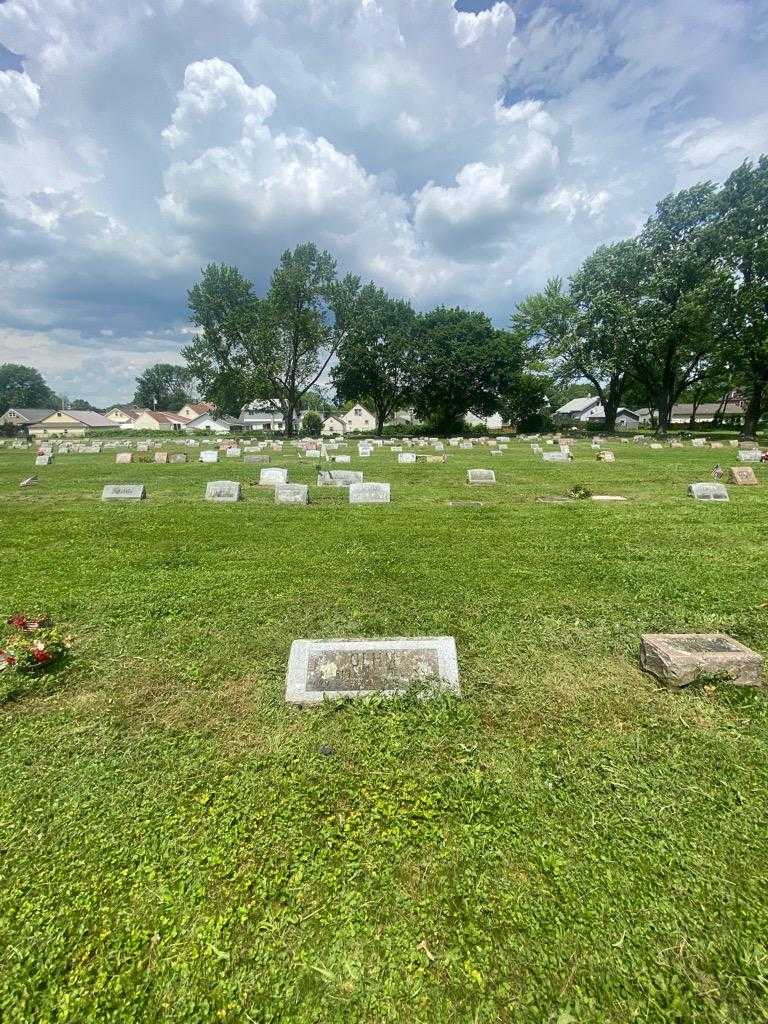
[555,396,599,414]
[1,408,56,423]
[62,410,113,427]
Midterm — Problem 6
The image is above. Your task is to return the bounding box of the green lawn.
[1,438,767,1023]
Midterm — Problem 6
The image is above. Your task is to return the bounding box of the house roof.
[187,412,239,427]
[140,410,187,424]
[555,396,600,414]
[179,402,216,418]
[107,404,143,419]
[43,409,113,427]
[1,408,56,423]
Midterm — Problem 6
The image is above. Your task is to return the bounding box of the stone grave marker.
[728,466,758,486]
[398,452,416,464]
[169,454,187,464]
[710,442,724,449]
[285,636,460,705]
[739,440,758,450]
[649,443,663,450]
[102,484,146,501]
[737,449,762,462]
[226,447,242,458]
[244,454,270,464]
[425,455,446,464]
[275,483,309,505]
[543,451,571,462]
[729,439,739,447]
[598,451,615,462]
[154,452,169,464]
[691,438,706,448]
[333,455,351,464]
[205,480,242,502]
[35,455,51,466]
[260,467,288,486]
[467,469,495,484]
[592,495,627,502]
[318,470,363,487]
[199,450,219,463]
[640,633,763,687]
[115,453,132,464]
[688,482,729,501]
[349,482,390,504]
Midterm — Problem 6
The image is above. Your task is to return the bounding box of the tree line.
[182,155,766,438]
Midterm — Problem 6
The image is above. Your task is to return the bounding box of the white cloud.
[0,70,40,126]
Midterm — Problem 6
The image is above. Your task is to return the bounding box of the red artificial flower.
[31,649,52,665]
[0,651,16,666]
[7,614,29,629]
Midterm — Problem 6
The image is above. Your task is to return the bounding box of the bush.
[302,411,322,438]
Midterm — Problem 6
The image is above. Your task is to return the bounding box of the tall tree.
[707,156,768,438]
[185,244,360,437]
[332,283,416,434]
[632,183,726,435]
[0,364,58,414]
[410,307,516,435]
[134,363,194,410]
[512,240,647,433]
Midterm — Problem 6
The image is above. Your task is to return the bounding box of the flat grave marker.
[467,469,495,485]
[275,483,309,505]
[102,484,146,502]
[205,480,242,503]
[115,453,132,464]
[317,470,363,487]
[728,466,758,486]
[285,636,460,705]
[737,449,762,462]
[349,482,390,504]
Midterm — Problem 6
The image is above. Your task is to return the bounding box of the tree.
[302,411,322,437]
[707,156,768,438]
[0,364,58,414]
[632,184,727,436]
[332,283,416,434]
[410,307,517,435]
[134,364,194,411]
[185,244,361,438]
[69,398,97,411]
[512,240,647,433]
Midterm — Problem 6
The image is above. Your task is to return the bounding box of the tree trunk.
[603,396,618,434]
[740,377,766,440]
[688,400,700,430]
[657,400,671,437]
[375,408,386,436]
[283,402,295,438]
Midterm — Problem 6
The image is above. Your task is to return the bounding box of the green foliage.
[333,283,416,434]
[0,441,767,1021]
[133,363,194,411]
[0,363,58,415]
[302,410,322,437]
[185,245,361,434]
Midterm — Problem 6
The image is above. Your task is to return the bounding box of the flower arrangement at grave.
[0,613,72,673]
[566,484,593,500]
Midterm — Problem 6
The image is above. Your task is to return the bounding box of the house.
[183,412,241,433]
[239,400,291,432]
[341,403,376,433]
[554,396,639,429]
[635,402,744,426]
[28,409,113,437]
[177,401,216,421]
[129,410,188,431]
[0,408,56,431]
[321,414,346,436]
[105,404,143,427]
[464,411,504,430]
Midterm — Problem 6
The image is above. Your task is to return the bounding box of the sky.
[0,0,766,405]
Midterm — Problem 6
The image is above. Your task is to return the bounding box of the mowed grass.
[1,438,767,1023]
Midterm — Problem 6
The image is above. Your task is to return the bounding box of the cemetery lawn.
[2,440,768,1024]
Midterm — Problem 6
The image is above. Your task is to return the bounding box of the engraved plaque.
[306,648,440,692]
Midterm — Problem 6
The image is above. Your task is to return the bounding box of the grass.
[1,437,767,1023]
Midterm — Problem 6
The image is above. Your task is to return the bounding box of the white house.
[554,396,639,429]
[105,405,144,427]
[183,412,240,433]
[464,411,504,430]
[0,408,56,430]
[27,409,113,437]
[321,414,346,436]
[341,403,376,433]
[177,401,216,421]
[129,410,188,431]
[239,400,295,432]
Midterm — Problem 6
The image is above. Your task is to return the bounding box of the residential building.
[183,412,241,433]
[130,410,188,431]
[239,400,291,432]
[464,411,504,430]
[177,401,216,421]
[0,408,56,431]
[635,402,744,426]
[554,396,639,429]
[105,404,143,427]
[28,409,113,437]
[341,403,376,433]
[321,414,346,436]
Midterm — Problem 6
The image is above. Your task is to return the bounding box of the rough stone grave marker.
[101,484,146,501]
[688,482,729,501]
[275,483,308,505]
[467,469,495,484]
[598,451,615,462]
[205,480,241,503]
[640,633,763,687]
[285,636,460,705]
[115,453,132,464]
[349,482,390,504]
[154,452,169,464]
[728,466,758,486]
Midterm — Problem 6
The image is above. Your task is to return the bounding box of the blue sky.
[0,0,766,404]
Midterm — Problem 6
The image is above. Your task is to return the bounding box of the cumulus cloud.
[0,0,765,403]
